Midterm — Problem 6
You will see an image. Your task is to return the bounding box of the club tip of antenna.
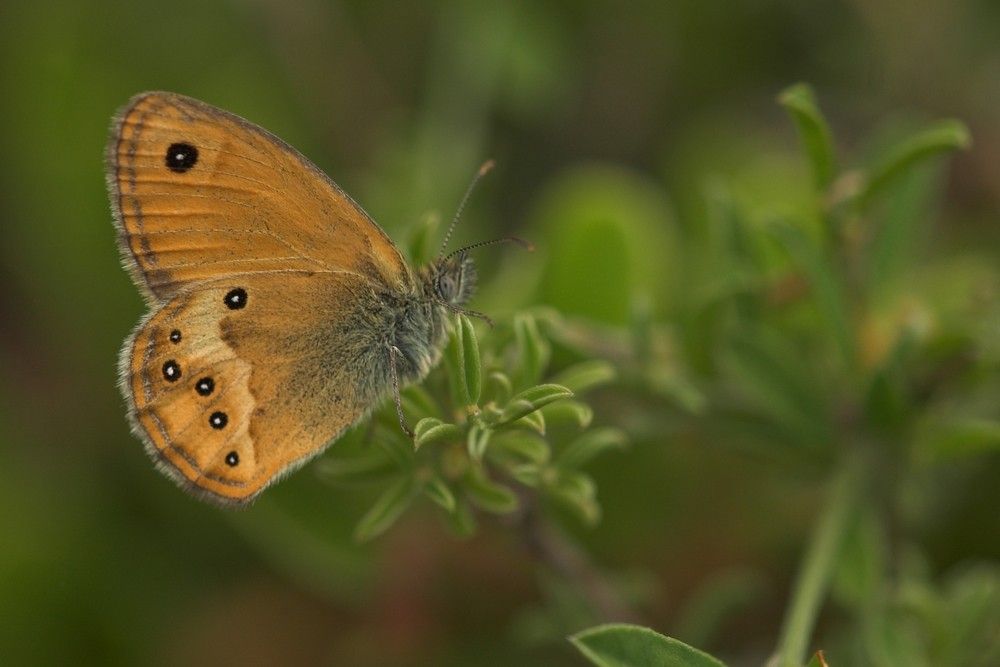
[511,237,535,252]
[478,159,496,176]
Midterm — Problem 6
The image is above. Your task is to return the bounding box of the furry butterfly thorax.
[106,91,508,506]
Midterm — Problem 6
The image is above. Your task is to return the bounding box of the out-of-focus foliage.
[1,2,998,666]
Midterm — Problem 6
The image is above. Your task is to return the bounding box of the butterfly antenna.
[444,236,534,262]
[438,159,496,257]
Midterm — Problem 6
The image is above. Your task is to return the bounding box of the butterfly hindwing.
[122,270,384,504]
[107,91,412,301]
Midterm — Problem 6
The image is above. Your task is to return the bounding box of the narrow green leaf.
[507,463,543,487]
[721,328,832,449]
[541,399,594,429]
[514,313,551,387]
[444,320,470,408]
[550,360,617,394]
[401,384,439,422]
[463,466,519,514]
[513,408,546,435]
[915,418,1000,463]
[413,418,461,450]
[466,423,492,461]
[354,476,417,543]
[859,119,970,208]
[805,651,829,667]
[314,448,395,483]
[485,370,513,404]
[374,424,416,470]
[423,474,457,513]
[548,469,601,525]
[496,385,573,426]
[459,314,482,404]
[769,221,854,367]
[497,399,536,425]
[490,431,551,466]
[570,623,726,667]
[778,83,837,190]
[407,211,440,266]
[557,428,628,469]
[445,500,477,538]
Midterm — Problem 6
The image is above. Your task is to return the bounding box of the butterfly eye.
[162,360,181,382]
[165,142,198,173]
[169,329,182,344]
[224,288,247,310]
[209,411,228,429]
[225,451,239,467]
[436,274,454,299]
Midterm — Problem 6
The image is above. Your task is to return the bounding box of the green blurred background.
[1,1,998,665]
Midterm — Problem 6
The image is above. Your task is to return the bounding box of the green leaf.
[514,313,551,387]
[832,507,886,608]
[496,400,537,427]
[547,469,601,525]
[354,476,417,543]
[507,463,543,487]
[401,384,440,422]
[570,623,727,667]
[489,431,551,466]
[541,399,594,429]
[720,327,832,449]
[859,119,971,209]
[768,221,855,368]
[513,408,547,435]
[496,384,574,425]
[466,423,492,461]
[444,320,470,408]
[915,418,1000,463]
[463,466,519,514]
[805,651,829,667]
[413,418,461,450]
[778,83,837,190]
[512,383,575,409]
[314,447,394,483]
[373,424,416,470]
[459,314,482,404]
[407,211,440,265]
[485,370,513,404]
[557,428,628,469]
[550,359,617,393]
[423,474,457,513]
[445,500,477,538]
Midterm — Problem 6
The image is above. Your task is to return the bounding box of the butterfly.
[107,92,526,506]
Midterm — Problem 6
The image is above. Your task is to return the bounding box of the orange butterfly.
[107,92,524,505]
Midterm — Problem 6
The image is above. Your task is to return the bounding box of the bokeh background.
[1,1,998,665]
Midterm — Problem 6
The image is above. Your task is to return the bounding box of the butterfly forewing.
[108,91,412,300]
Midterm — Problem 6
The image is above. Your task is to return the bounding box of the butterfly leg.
[439,301,495,328]
[388,345,414,439]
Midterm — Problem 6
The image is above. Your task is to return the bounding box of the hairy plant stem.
[515,492,642,625]
[774,455,867,667]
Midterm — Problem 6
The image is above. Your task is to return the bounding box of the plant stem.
[774,456,866,667]
[516,493,642,624]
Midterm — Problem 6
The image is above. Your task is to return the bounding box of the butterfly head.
[429,252,477,306]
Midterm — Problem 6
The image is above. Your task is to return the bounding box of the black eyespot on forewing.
[165,142,198,172]
[225,451,239,467]
[162,360,181,382]
[195,377,214,396]
[209,411,228,429]
[224,288,247,310]
[169,329,181,344]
